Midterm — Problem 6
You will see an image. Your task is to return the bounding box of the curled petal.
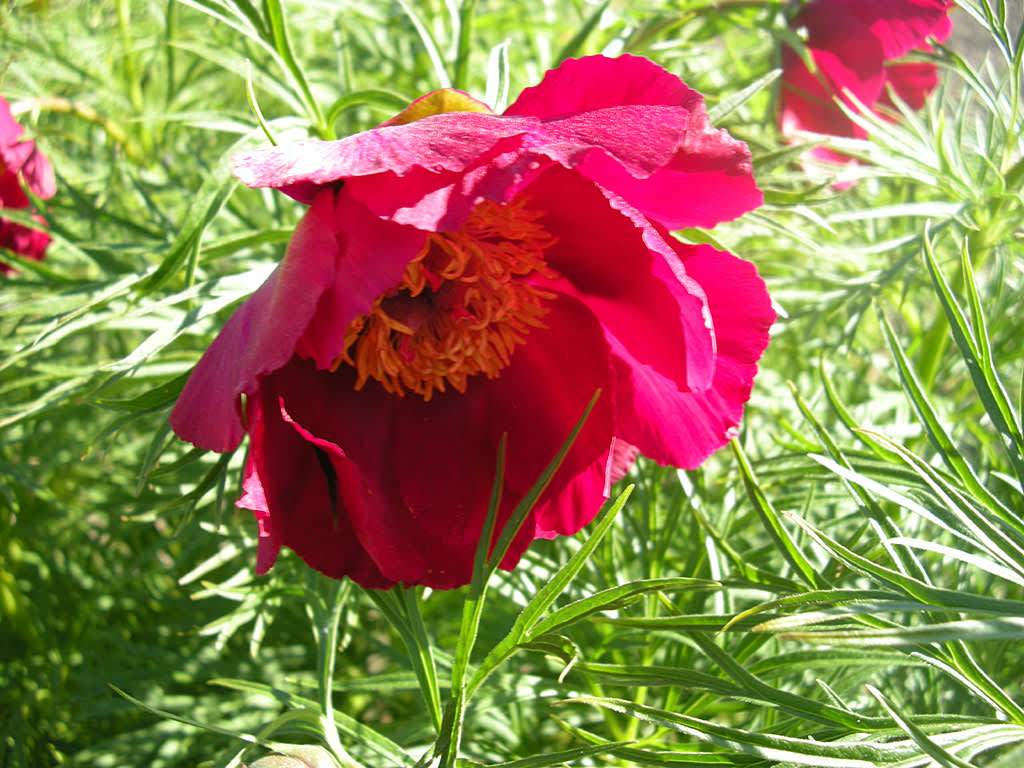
[613,244,774,469]
[524,167,712,395]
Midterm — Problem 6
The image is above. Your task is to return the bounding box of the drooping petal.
[505,56,760,228]
[612,244,773,469]
[504,54,702,117]
[233,111,538,203]
[295,187,427,369]
[171,186,426,451]
[523,167,712,394]
[170,188,341,450]
[344,135,543,231]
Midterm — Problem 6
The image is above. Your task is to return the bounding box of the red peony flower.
[0,96,56,274]
[170,55,774,590]
[778,0,953,167]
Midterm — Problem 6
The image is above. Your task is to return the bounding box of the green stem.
[367,589,444,734]
[315,578,361,768]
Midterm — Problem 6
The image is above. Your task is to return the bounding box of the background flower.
[778,0,953,166]
[170,55,774,590]
[0,96,55,274]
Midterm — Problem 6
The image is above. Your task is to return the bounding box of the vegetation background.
[1,1,1023,767]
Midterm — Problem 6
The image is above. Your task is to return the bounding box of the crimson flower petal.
[778,0,953,169]
[524,166,711,394]
[246,368,393,588]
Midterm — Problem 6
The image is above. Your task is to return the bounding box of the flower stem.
[367,589,444,734]
[314,577,362,768]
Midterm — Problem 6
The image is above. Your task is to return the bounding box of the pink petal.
[20,147,56,200]
[524,167,712,395]
[294,188,427,370]
[236,421,280,575]
[613,244,773,469]
[0,97,23,144]
[345,135,542,231]
[170,188,347,451]
[232,111,537,203]
[574,131,761,229]
[605,438,640,488]
[504,55,703,117]
[527,105,687,178]
[779,47,876,141]
[507,57,760,228]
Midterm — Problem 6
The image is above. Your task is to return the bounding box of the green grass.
[2,0,1024,766]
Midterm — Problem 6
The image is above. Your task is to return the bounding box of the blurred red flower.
[170,55,774,589]
[779,0,953,167]
[0,96,55,274]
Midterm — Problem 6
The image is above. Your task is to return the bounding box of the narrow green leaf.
[708,68,781,123]
[467,481,633,696]
[732,442,826,589]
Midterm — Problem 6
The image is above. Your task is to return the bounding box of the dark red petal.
[242,368,393,588]
[613,244,773,469]
[233,112,537,203]
[391,293,615,575]
[524,167,712,395]
[478,293,616,538]
[270,359,456,586]
[504,54,703,117]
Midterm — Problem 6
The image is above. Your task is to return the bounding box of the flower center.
[338,197,558,400]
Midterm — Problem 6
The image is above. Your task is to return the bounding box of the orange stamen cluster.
[338,197,558,399]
